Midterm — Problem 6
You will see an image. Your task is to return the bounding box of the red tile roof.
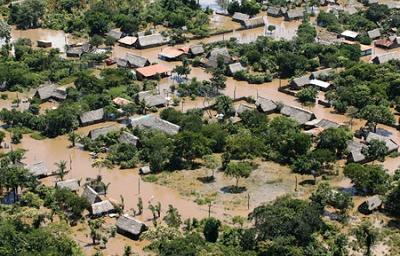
[136,64,171,77]
[375,39,394,48]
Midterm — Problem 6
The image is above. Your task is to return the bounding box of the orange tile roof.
[179,46,190,54]
[113,97,133,106]
[159,47,185,58]
[136,64,171,77]
[118,36,137,45]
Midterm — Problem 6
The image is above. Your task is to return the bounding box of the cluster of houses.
[235,96,399,164]
[107,30,169,49]
[289,68,335,92]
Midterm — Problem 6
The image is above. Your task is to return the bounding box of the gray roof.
[139,166,151,175]
[366,132,399,152]
[291,76,310,88]
[88,125,120,140]
[107,30,123,40]
[280,105,315,124]
[372,52,400,64]
[368,28,381,39]
[125,53,149,68]
[236,103,255,115]
[243,17,265,28]
[66,47,83,57]
[37,84,67,101]
[208,47,230,60]
[119,131,139,146]
[91,200,115,215]
[129,115,180,135]
[137,91,167,107]
[305,119,341,129]
[116,214,147,237]
[232,12,250,21]
[255,97,277,113]
[206,47,231,68]
[56,179,80,192]
[137,34,167,47]
[311,68,334,79]
[189,45,205,55]
[267,6,281,16]
[28,162,49,177]
[346,140,367,163]
[116,58,129,68]
[79,108,104,125]
[82,185,101,205]
[286,8,304,19]
[365,0,378,4]
[229,62,245,74]
[366,195,382,211]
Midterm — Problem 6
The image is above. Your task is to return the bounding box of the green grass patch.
[142,174,159,183]
[30,132,46,140]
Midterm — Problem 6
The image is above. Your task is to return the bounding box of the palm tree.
[102,182,111,195]
[68,131,79,147]
[55,160,68,181]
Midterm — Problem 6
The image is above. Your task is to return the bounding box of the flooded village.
[2,0,400,255]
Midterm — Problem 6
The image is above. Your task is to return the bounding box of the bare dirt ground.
[147,159,317,214]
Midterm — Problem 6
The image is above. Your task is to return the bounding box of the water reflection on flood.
[11,27,69,52]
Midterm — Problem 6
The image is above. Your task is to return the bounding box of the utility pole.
[138,177,141,195]
[247,193,250,210]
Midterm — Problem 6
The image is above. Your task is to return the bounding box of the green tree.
[317,127,352,156]
[225,161,252,190]
[344,163,390,195]
[203,217,221,243]
[141,132,173,172]
[210,70,226,93]
[362,139,388,162]
[359,105,395,132]
[163,205,182,228]
[297,86,318,104]
[202,154,221,180]
[55,160,68,181]
[174,58,191,79]
[0,130,5,147]
[9,0,45,29]
[89,35,104,47]
[88,219,104,245]
[68,131,79,147]
[173,131,211,167]
[11,130,22,144]
[352,222,379,256]
[385,183,400,216]
[214,96,234,118]
[137,197,143,215]
[250,196,323,245]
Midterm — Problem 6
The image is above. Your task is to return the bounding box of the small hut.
[56,179,80,192]
[116,214,148,240]
[91,200,115,216]
[79,108,104,126]
[37,40,52,48]
[82,185,101,205]
[139,166,151,175]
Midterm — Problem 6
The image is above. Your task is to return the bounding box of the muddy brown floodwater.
[3,12,400,254]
